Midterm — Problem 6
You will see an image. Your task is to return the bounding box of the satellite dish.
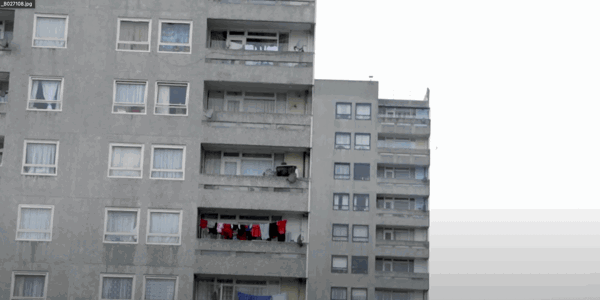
[204,108,214,119]
[0,39,8,49]
[287,172,297,183]
[293,39,305,52]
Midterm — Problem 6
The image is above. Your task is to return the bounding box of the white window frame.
[27,77,64,112]
[11,271,49,300]
[15,204,54,242]
[142,276,179,300]
[99,274,136,300]
[21,140,59,176]
[150,145,186,180]
[220,152,274,176]
[112,80,148,115]
[103,208,141,244]
[219,29,284,51]
[32,14,68,49]
[116,18,152,52]
[383,229,394,241]
[154,82,189,116]
[383,261,393,272]
[146,209,183,246]
[107,143,144,179]
[158,20,193,54]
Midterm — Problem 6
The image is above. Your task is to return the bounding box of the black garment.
[278,232,286,242]
[208,223,218,235]
[269,222,279,240]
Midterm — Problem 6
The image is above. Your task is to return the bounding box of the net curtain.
[25,143,56,174]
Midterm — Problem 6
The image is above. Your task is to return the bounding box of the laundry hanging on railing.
[199,219,287,242]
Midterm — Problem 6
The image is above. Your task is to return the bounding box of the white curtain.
[204,151,221,175]
[393,261,410,273]
[336,104,351,115]
[145,278,176,300]
[105,211,137,242]
[353,226,368,239]
[116,83,145,104]
[30,80,60,110]
[356,105,370,118]
[332,257,347,269]
[110,146,141,177]
[152,148,183,179]
[355,135,369,147]
[334,194,348,209]
[335,134,350,147]
[333,225,347,238]
[156,85,171,114]
[241,159,272,176]
[148,212,180,244]
[102,277,133,299]
[224,162,237,175]
[34,17,66,47]
[227,100,240,112]
[160,22,190,52]
[118,21,149,51]
[13,275,45,297]
[25,143,56,174]
[331,288,347,300]
[18,208,51,240]
[334,164,349,177]
[351,289,367,300]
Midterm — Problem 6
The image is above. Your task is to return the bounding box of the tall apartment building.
[0,2,429,300]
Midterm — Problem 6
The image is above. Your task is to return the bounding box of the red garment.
[200,219,208,229]
[221,224,233,239]
[277,220,287,235]
[251,224,261,237]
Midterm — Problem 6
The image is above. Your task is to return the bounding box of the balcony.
[199,174,309,212]
[207,0,315,23]
[375,272,429,290]
[377,148,430,166]
[375,210,429,227]
[377,178,429,196]
[0,71,8,116]
[377,117,430,137]
[204,52,314,85]
[202,111,311,148]
[375,240,429,259]
[194,239,306,277]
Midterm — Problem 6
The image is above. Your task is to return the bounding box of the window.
[336,103,352,119]
[381,228,413,241]
[353,194,369,211]
[377,167,427,180]
[356,103,371,120]
[375,291,410,300]
[211,30,290,52]
[147,210,182,245]
[0,72,10,104]
[0,135,4,165]
[11,272,48,300]
[100,274,135,300]
[108,144,143,178]
[143,276,178,300]
[351,288,367,300]
[113,81,147,114]
[332,224,348,242]
[353,163,370,181]
[220,152,274,176]
[158,20,192,53]
[104,208,140,244]
[150,145,185,180]
[377,197,427,211]
[333,193,349,211]
[155,82,188,116]
[0,10,14,41]
[33,14,68,48]
[207,90,289,114]
[331,287,347,300]
[16,205,54,241]
[117,18,151,52]
[355,134,370,150]
[375,259,412,273]
[334,163,350,180]
[28,77,63,111]
[22,140,58,176]
[352,256,368,274]
[335,132,351,150]
[332,256,348,273]
[352,225,369,243]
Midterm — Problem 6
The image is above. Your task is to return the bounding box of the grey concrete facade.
[0,2,429,300]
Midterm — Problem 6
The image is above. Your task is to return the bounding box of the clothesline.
[200,219,287,242]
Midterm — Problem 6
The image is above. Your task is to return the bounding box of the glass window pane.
[13,275,45,297]
[102,277,133,299]
[353,164,370,181]
[119,21,149,42]
[145,278,176,300]
[160,23,190,44]
[224,162,237,175]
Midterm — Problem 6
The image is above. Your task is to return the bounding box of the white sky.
[315,0,600,210]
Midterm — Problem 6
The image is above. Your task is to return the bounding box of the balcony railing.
[206,58,312,68]
[376,239,429,248]
[210,0,315,6]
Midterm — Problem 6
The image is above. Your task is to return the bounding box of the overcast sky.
[315,1,600,299]
[315,0,600,210]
